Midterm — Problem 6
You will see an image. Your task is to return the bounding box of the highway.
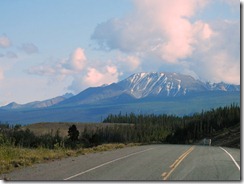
[3,144,240,181]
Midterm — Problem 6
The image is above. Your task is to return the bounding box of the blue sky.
[0,0,240,105]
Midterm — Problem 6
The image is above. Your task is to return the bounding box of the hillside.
[211,123,240,148]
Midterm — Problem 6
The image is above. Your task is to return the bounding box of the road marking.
[63,147,155,180]
[163,146,195,180]
[169,147,193,168]
[219,147,240,171]
[161,172,167,177]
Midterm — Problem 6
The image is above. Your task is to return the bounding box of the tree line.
[102,104,240,144]
[0,104,240,149]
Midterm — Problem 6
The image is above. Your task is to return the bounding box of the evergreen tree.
[68,124,79,141]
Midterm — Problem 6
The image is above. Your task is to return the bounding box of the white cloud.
[69,48,86,71]
[27,0,240,96]
[191,20,240,84]
[28,47,86,77]
[83,66,119,87]
[28,47,121,93]
[69,65,120,92]
[91,0,239,84]
[92,0,211,63]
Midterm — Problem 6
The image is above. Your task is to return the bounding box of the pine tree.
[68,125,79,142]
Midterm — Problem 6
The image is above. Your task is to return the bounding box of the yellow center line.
[163,146,195,180]
[169,146,194,168]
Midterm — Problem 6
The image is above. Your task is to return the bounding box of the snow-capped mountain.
[118,72,240,98]
[118,72,204,98]
[57,72,240,106]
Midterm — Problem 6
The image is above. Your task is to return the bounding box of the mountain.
[119,72,208,98]
[57,83,125,106]
[57,72,240,106]
[116,72,240,97]
[1,93,74,110]
[0,72,240,124]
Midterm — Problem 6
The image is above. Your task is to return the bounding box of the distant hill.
[1,93,74,110]
[0,72,240,124]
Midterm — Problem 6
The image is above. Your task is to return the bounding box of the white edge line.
[63,147,155,180]
[219,147,240,171]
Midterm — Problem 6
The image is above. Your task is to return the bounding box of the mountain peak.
[118,72,207,98]
[2,102,21,109]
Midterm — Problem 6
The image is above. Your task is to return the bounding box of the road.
[2,144,240,181]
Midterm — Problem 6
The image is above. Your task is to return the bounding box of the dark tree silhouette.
[68,124,79,142]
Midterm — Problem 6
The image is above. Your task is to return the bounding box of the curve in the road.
[219,147,240,171]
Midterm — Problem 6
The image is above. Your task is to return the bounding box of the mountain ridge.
[56,72,239,107]
[1,93,74,110]
[2,72,239,109]
[0,72,240,124]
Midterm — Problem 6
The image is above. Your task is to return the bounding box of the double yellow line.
[162,146,195,180]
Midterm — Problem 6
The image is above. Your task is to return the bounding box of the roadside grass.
[0,143,140,175]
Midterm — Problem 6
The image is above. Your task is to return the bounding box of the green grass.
[0,143,140,175]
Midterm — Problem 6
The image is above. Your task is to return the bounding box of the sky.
[0,0,241,105]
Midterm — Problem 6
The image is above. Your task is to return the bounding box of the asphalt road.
[2,144,240,181]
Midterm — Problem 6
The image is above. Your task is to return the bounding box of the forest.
[0,104,240,149]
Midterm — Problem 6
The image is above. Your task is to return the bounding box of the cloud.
[20,43,39,54]
[28,47,86,76]
[191,20,240,84]
[0,34,11,48]
[92,0,211,62]
[69,48,86,71]
[67,65,120,92]
[66,65,121,92]
[28,47,121,93]
[83,65,120,87]
[116,54,141,72]
[91,0,239,84]
[27,0,240,96]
